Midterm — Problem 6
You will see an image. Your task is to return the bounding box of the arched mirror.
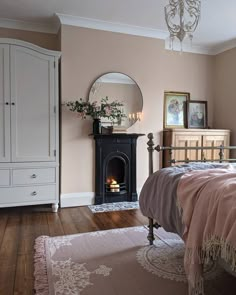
[89,73,143,129]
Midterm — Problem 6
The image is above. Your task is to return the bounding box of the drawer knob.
[31,174,37,178]
[32,191,37,196]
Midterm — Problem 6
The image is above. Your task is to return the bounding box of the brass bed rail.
[147,133,236,175]
[146,132,236,245]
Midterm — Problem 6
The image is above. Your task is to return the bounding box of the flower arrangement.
[65,97,126,122]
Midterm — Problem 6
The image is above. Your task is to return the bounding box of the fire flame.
[107,178,117,184]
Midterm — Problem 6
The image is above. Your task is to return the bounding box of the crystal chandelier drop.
[164,0,201,50]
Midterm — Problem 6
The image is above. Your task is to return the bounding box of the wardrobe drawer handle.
[31,174,37,178]
[32,191,37,196]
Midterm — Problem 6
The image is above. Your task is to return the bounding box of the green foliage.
[65,97,126,121]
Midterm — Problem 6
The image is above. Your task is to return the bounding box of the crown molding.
[164,39,215,55]
[56,13,168,40]
[0,13,235,56]
[0,17,59,34]
[210,39,236,56]
[56,13,218,55]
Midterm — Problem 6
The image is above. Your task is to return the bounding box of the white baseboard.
[60,192,95,208]
[60,188,142,208]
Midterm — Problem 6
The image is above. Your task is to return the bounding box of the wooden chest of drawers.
[162,129,230,167]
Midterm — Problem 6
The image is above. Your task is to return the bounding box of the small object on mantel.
[101,126,113,135]
[112,126,127,133]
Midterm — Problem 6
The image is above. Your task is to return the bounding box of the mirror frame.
[88,72,143,129]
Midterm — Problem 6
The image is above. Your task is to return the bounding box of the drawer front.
[0,170,10,186]
[13,168,56,185]
[0,185,56,204]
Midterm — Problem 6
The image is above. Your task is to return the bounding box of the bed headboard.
[147,133,236,175]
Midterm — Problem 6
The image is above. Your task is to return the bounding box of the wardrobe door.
[0,45,10,162]
[10,45,56,162]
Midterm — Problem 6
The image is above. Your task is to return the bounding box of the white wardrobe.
[0,39,60,212]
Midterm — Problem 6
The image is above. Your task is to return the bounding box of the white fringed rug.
[88,201,139,213]
[33,226,234,295]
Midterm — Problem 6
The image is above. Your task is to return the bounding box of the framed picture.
[164,91,190,129]
[186,100,208,129]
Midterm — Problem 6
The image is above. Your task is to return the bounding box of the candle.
[139,112,142,121]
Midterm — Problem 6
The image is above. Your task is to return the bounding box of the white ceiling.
[0,0,236,54]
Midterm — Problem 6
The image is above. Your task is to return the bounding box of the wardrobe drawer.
[0,170,10,186]
[12,168,56,185]
[0,185,56,204]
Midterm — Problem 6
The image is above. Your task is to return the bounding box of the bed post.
[147,217,155,245]
[147,133,155,245]
[219,144,224,163]
[147,133,154,176]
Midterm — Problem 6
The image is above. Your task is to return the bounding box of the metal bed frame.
[146,132,236,245]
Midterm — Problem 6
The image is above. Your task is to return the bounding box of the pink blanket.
[177,168,236,295]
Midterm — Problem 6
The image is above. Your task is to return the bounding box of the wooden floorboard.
[57,209,78,235]
[0,205,147,295]
[0,213,8,248]
[0,212,21,295]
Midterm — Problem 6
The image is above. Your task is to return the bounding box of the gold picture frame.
[164,91,190,129]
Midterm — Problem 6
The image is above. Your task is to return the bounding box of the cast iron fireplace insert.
[93,133,144,204]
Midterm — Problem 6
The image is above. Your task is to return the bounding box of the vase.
[93,118,101,134]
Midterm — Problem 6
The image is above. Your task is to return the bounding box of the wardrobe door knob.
[32,191,37,196]
[5,102,9,105]
[31,174,37,179]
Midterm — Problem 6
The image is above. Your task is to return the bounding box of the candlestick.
[139,112,143,121]
[137,112,140,121]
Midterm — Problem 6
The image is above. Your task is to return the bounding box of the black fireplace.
[93,133,144,204]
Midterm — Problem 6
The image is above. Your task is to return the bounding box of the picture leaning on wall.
[163,91,190,129]
[186,100,208,129]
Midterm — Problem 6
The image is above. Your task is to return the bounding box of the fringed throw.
[177,168,236,295]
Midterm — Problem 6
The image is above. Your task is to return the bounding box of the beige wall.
[214,48,236,145]
[0,27,59,50]
[61,25,214,194]
[0,25,216,195]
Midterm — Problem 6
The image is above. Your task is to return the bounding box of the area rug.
[88,201,139,213]
[33,226,234,295]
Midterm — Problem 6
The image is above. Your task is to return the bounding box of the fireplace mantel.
[92,133,144,139]
[92,133,144,204]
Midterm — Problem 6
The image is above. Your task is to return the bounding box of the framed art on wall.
[164,91,190,129]
[186,100,208,129]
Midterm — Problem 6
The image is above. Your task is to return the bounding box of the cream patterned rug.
[34,226,235,295]
[88,201,139,213]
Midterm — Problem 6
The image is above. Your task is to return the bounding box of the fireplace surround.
[93,133,144,204]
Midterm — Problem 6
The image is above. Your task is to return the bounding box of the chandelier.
[164,0,201,50]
